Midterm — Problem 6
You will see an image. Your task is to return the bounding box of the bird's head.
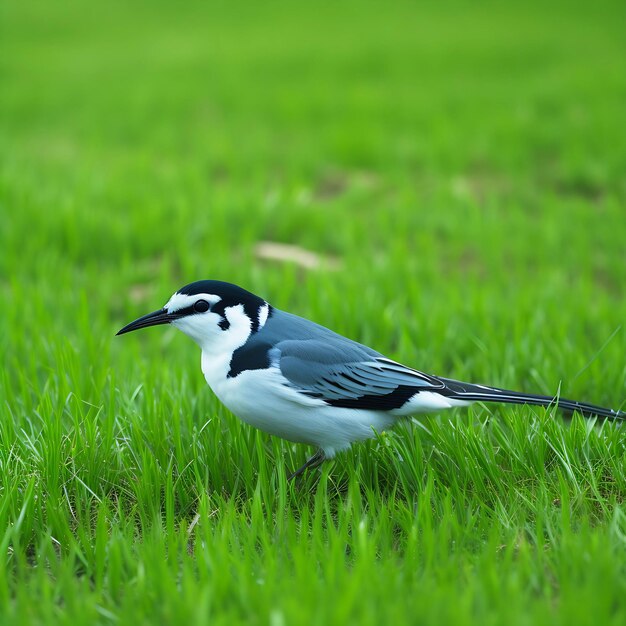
[116,280,271,351]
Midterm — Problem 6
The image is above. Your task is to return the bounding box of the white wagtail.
[117,280,625,478]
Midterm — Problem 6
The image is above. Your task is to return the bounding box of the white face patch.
[165,292,222,314]
[166,291,226,349]
[167,290,255,357]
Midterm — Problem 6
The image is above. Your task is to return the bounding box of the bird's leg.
[287,449,326,481]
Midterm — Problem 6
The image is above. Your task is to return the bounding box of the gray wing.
[272,339,445,410]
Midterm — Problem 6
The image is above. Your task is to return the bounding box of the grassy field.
[1,1,626,623]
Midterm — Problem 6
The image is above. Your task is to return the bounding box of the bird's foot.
[287,449,326,481]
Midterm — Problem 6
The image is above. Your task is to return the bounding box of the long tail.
[438,377,626,421]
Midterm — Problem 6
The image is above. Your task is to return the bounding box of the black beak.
[116,308,177,336]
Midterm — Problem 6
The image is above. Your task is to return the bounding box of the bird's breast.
[200,350,232,397]
[199,349,398,454]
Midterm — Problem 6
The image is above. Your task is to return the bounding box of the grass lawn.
[1,1,626,624]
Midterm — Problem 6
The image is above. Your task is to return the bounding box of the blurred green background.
[3,0,625,400]
[1,1,625,624]
[3,0,625,378]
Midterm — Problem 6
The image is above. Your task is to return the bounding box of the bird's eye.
[193,299,210,313]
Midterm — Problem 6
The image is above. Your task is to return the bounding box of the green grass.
[1,0,626,624]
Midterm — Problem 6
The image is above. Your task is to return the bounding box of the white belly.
[200,351,396,457]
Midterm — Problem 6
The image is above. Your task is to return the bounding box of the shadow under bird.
[117,280,625,479]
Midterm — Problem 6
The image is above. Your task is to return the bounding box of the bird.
[117,280,625,479]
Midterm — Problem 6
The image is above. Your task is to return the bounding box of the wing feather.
[273,339,443,407]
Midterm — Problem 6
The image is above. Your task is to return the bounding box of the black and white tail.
[438,377,626,421]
